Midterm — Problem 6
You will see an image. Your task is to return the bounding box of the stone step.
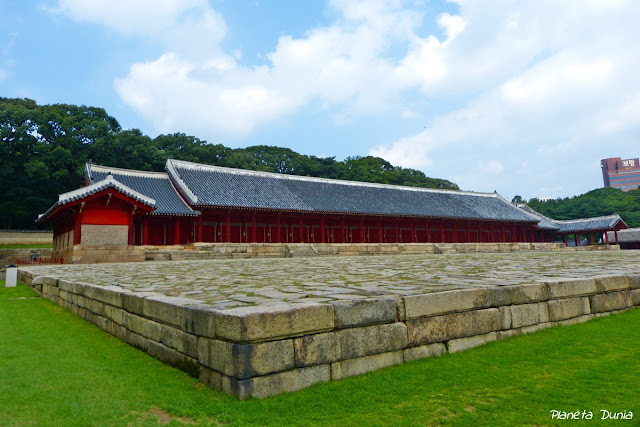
[285,244,319,257]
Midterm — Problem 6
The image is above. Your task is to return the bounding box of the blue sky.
[2,0,640,201]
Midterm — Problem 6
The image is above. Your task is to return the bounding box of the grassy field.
[0,243,52,249]
[1,281,638,426]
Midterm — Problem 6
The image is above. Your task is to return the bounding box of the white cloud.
[437,13,466,41]
[52,0,640,198]
[53,0,452,137]
[50,0,226,56]
[367,0,640,197]
[370,130,437,168]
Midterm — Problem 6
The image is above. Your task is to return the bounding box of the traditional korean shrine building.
[37,159,628,263]
[517,204,628,246]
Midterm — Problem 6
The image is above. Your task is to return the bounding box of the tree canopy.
[0,97,458,229]
[528,187,640,228]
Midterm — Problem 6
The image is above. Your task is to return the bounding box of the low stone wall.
[0,230,53,245]
[146,242,572,261]
[17,268,640,399]
[66,245,147,264]
[0,248,53,266]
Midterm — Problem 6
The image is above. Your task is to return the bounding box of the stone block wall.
[81,225,129,247]
[0,230,53,245]
[17,269,640,399]
[67,245,146,264]
[145,242,569,262]
[0,248,53,266]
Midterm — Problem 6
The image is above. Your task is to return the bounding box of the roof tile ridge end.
[165,159,198,204]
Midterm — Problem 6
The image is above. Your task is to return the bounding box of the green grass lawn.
[1,281,638,426]
[0,243,52,249]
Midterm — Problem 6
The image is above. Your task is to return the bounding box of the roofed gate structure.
[37,159,628,263]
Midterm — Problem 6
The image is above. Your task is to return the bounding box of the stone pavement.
[21,251,640,311]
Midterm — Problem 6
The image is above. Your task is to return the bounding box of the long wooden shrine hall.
[37,159,627,261]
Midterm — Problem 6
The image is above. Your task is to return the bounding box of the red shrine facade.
[37,159,627,263]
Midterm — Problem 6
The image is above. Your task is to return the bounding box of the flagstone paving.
[20,251,640,310]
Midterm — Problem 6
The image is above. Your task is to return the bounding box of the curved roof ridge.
[165,159,198,204]
[89,164,169,179]
[167,158,499,198]
[59,175,157,207]
[552,214,622,224]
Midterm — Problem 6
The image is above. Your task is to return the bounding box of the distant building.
[601,157,640,191]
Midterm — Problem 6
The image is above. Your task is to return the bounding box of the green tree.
[0,97,460,228]
[511,195,527,204]
[527,187,640,228]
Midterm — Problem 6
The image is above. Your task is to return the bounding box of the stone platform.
[18,250,640,399]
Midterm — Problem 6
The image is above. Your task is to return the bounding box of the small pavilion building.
[37,159,628,263]
[516,204,627,247]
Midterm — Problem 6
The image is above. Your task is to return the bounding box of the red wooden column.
[275,214,281,243]
[340,218,345,243]
[299,216,304,243]
[143,216,149,245]
[530,229,535,243]
[453,222,458,243]
[225,212,231,242]
[174,218,180,244]
[439,221,444,242]
[466,222,471,243]
[251,212,257,243]
[425,221,430,243]
[511,225,517,242]
[563,234,567,246]
[574,234,579,247]
[589,232,594,245]
[394,220,399,243]
[410,221,416,243]
[614,230,619,245]
[500,224,505,243]
[320,216,326,243]
[74,207,83,245]
[197,214,203,242]
[359,219,365,243]
[128,212,134,245]
[605,231,609,245]
[377,218,383,243]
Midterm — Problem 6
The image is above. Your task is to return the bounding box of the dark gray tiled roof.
[87,164,197,216]
[516,204,626,233]
[606,228,640,243]
[166,159,537,222]
[555,216,625,233]
[515,205,559,230]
